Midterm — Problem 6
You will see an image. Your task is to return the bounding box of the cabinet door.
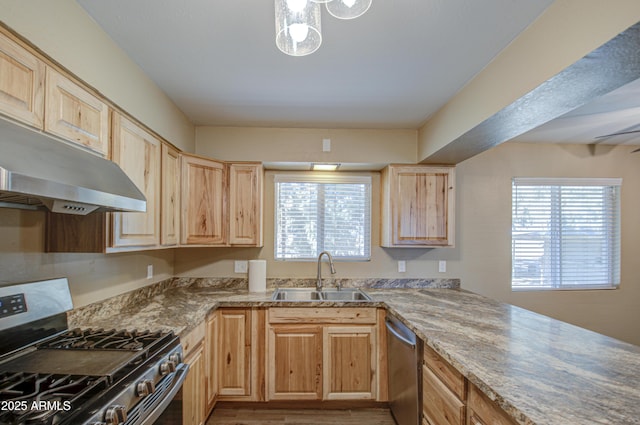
[181,154,226,245]
[381,165,455,247]
[161,143,181,246]
[111,112,161,248]
[45,67,109,156]
[467,384,517,425]
[267,325,323,400]
[183,345,205,425]
[228,163,263,246]
[217,309,251,396]
[422,365,465,425]
[0,31,44,127]
[205,313,218,413]
[323,325,376,400]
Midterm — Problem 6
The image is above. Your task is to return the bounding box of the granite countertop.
[69,282,640,425]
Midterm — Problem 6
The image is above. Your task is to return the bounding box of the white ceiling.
[77,0,555,129]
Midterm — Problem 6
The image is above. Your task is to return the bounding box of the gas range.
[0,279,188,425]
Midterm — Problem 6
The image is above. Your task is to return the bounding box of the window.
[511,177,621,290]
[275,174,371,260]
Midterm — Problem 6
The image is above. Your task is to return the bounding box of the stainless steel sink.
[320,288,372,301]
[271,288,372,302]
[271,288,323,301]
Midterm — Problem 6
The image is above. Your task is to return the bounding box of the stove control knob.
[104,405,127,425]
[136,379,156,397]
[169,352,182,364]
[160,360,176,375]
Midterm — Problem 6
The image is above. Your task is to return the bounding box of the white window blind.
[511,177,621,290]
[275,174,371,260]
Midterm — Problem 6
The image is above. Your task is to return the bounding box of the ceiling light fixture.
[275,0,322,56]
[275,0,371,56]
[325,0,372,20]
[311,163,340,171]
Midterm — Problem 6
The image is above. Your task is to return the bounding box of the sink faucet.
[316,251,336,291]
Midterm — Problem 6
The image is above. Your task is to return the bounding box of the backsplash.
[68,276,460,324]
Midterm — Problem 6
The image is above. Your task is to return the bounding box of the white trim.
[274,172,372,185]
[513,177,622,187]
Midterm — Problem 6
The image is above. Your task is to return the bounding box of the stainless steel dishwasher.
[386,314,420,425]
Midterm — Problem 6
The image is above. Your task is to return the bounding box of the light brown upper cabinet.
[180,153,227,245]
[181,155,263,247]
[381,165,455,247]
[111,112,161,248]
[45,67,110,157]
[161,142,181,246]
[228,163,263,246]
[0,29,45,128]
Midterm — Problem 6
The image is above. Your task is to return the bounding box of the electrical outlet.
[438,260,446,273]
[146,264,153,280]
[234,260,248,273]
[398,260,406,273]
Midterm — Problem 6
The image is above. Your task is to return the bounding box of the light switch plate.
[234,260,248,273]
[147,264,153,279]
[322,138,331,152]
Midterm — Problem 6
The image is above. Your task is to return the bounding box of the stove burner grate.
[37,328,169,352]
[0,372,109,425]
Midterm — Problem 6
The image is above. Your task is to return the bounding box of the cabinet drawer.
[467,384,517,425]
[424,344,466,400]
[181,321,205,358]
[422,365,465,425]
[268,307,377,324]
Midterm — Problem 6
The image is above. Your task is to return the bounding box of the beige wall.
[0,209,174,308]
[196,126,417,167]
[0,0,195,152]
[418,0,640,161]
[456,142,640,345]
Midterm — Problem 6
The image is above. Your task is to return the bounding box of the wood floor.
[206,407,398,425]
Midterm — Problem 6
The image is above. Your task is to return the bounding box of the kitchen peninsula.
[68,278,640,425]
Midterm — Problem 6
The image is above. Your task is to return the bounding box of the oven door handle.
[139,363,190,425]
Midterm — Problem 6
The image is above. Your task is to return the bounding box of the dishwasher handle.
[385,318,416,349]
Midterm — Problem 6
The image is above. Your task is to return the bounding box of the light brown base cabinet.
[181,322,206,425]
[183,344,205,425]
[421,343,516,425]
[467,384,517,425]
[216,308,265,402]
[181,307,519,425]
[205,312,218,413]
[266,308,385,402]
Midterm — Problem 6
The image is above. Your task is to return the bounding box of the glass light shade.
[275,0,322,56]
[326,0,372,20]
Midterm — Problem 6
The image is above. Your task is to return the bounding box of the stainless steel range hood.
[0,119,146,215]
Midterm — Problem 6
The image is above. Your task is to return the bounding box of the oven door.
[130,363,189,425]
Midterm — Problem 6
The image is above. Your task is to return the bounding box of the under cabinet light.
[311,163,340,171]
